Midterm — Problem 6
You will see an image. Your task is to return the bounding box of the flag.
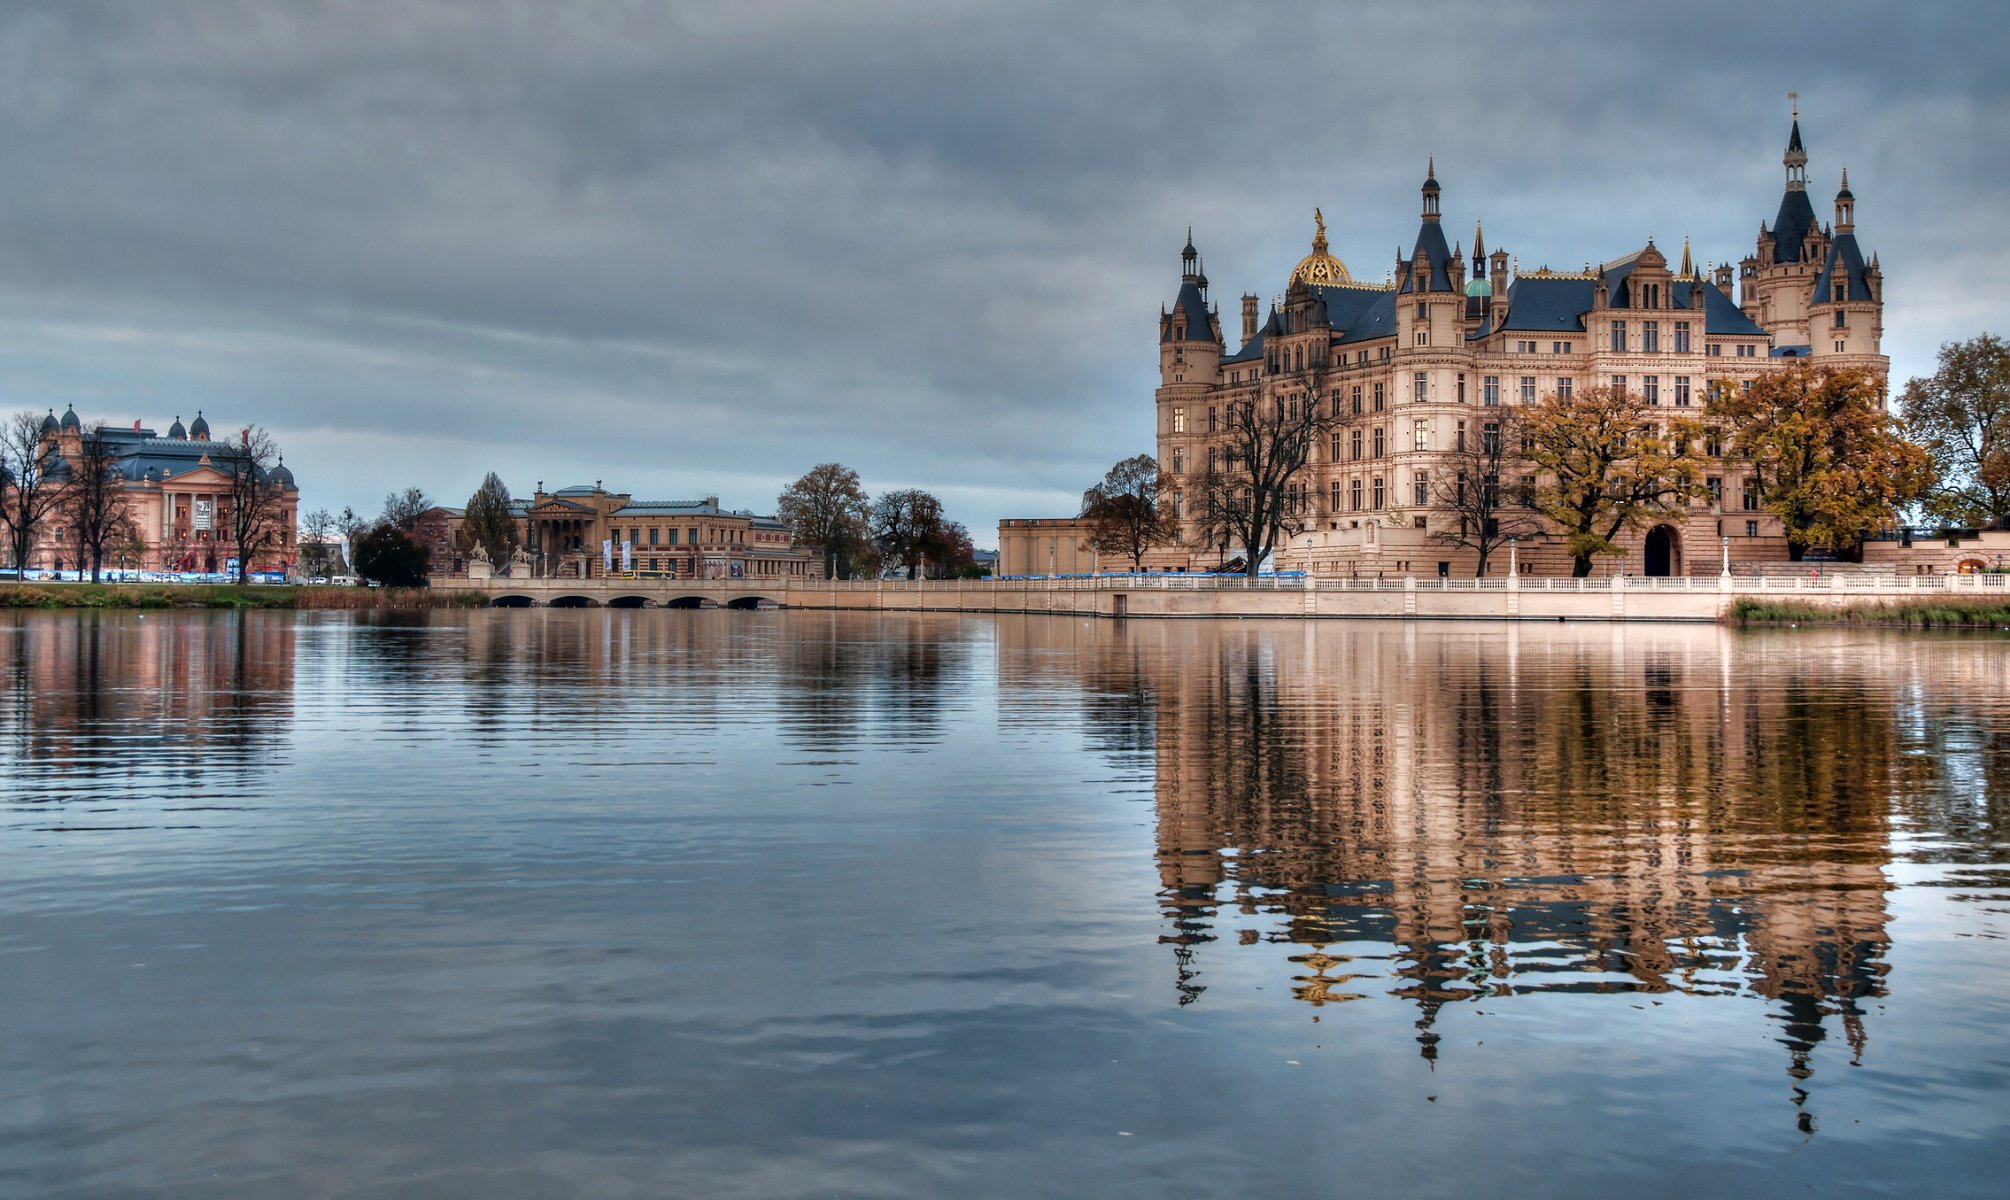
[621,540,632,571]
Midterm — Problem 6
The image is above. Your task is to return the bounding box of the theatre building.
[518,483,818,580]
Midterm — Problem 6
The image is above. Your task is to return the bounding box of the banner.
[621,540,632,571]
[194,499,213,531]
[601,540,613,571]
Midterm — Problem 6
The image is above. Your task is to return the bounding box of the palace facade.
[1134,109,1884,576]
[514,482,819,580]
[15,409,299,576]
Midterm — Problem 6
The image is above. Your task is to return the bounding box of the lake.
[2,609,2007,1198]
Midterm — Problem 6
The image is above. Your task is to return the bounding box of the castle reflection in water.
[998,617,2010,1123]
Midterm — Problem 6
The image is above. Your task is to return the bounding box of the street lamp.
[1721,535,1731,576]
[1508,535,1517,578]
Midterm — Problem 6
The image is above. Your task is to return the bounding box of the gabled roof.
[1497,276,1596,332]
[1810,232,1873,303]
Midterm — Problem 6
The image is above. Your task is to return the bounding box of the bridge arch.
[548,594,600,608]
[605,595,655,608]
[725,595,780,610]
[490,594,536,608]
[663,595,717,609]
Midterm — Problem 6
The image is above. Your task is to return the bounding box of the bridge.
[431,576,790,609]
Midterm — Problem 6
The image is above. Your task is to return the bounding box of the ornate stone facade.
[1146,109,1886,576]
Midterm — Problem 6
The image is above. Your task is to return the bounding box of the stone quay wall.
[432,571,2010,623]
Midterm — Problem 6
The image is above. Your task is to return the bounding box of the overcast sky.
[1,1,2003,544]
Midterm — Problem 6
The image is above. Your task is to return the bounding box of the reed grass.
[1728,596,2010,628]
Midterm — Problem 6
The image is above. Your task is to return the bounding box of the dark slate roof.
[1308,283,1390,332]
[1399,220,1454,293]
[554,484,598,496]
[1222,309,1280,364]
[1771,188,1818,263]
[1162,280,1215,343]
[1810,232,1873,303]
[1599,251,1644,305]
[1671,280,1769,336]
[1498,276,1596,332]
[1771,345,1812,358]
[1787,118,1804,155]
[1335,290,1397,344]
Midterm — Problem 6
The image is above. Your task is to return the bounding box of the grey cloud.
[0,0,2003,536]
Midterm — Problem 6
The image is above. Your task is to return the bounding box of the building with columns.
[1132,107,1886,576]
[515,482,819,580]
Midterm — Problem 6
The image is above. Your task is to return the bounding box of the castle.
[1137,106,1885,577]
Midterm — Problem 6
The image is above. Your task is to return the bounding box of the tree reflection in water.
[1029,621,2010,1135]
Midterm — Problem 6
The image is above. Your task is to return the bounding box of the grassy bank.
[1729,596,2010,628]
[0,583,485,610]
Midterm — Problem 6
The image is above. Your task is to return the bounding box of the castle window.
[1835,311,1847,328]
[1457,373,1467,403]
[1350,386,1362,416]
[1644,376,1659,405]
[1708,343,1722,357]
[1746,520,1759,538]
[1373,383,1385,412]
[1350,479,1363,511]
[649,528,659,546]
[1351,430,1363,461]
[1644,284,1659,309]
[1483,375,1500,406]
[1330,481,1342,511]
[1414,471,1430,507]
[1675,322,1691,353]
[1611,320,1626,351]
[1330,434,1342,461]
[1707,477,1722,508]
[1643,321,1659,352]
[1373,427,1386,458]
[1416,302,1427,321]
[1171,450,1184,474]
[1413,419,1429,451]
[1372,478,1385,510]
[1295,347,1304,372]
[1413,372,1427,403]
[1742,481,1759,511]
[1612,374,1626,393]
[1556,377,1573,399]
[1675,376,1691,407]
[1415,330,1429,346]
[1456,420,1467,452]
[1519,376,1536,404]
[1482,422,1501,455]
[1208,406,1218,432]
[1836,340,1847,353]
[1834,283,1846,303]
[1171,408,1185,433]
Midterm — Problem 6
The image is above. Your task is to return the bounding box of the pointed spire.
[1679,236,1694,277]
[1783,92,1808,191]
[1420,157,1441,219]
[1181,227,1199,281]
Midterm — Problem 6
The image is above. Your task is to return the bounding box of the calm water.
[3,610,2008,1198]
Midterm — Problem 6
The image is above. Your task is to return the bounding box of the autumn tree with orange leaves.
[1520,385,1707,578]
[1708,363,1932,561]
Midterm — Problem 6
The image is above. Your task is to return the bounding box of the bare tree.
[1081,454,1181,571]
[1429,407,1542,577]
[214,427,290,584]
[778,462,870,578]
[871,488,946,580]
[299,508,341,577]
[63,422,134,583]
[0,411,66,580]
[380,486,429,531]
[1194,364,1339,577]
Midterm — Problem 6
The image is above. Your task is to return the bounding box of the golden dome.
[1290,207,1353,287]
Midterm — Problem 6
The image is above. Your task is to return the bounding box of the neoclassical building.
[1141,109,1885,576]
[516,482,818,580]
[16,408,299,576]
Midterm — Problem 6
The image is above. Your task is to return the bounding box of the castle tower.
[1158,230,1222,504]
[1747,98,1831,350]
[1397,159,1460,360]
[1807,168,1887,380]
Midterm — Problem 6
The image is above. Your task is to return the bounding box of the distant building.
[16,408,299,576]
[511,482,818,580]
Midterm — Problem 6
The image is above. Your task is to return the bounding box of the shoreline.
[0,583,484,610]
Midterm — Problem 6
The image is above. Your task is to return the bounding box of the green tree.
[777,463,870,578]
[1081,454,1180,571]
[354,525,431,587]
[459,472,520,569]
[871,488,946,580]
[1522,385,1707,577]
[1899,334,2010,526]
[1711,363,1933,560]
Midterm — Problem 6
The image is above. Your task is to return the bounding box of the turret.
[1160,231,1221,387]
[1241,293,1259,344]
[1835,167,1855,233]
